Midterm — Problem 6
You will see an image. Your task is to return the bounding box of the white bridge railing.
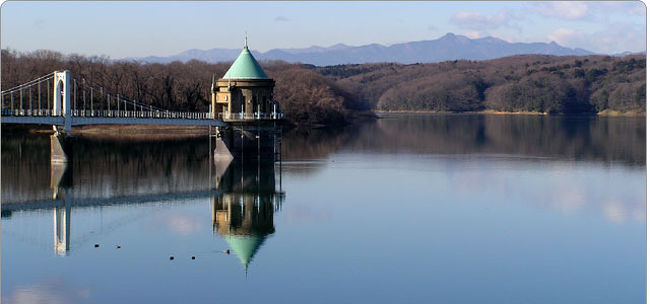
[218,112,285,121]
[2,108,212,120]
[0,71,285,126]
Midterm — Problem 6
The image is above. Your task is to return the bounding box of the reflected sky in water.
[2,115,646,304]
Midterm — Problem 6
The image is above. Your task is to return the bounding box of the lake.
[1,114,646,303]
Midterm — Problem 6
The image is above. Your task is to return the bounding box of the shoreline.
[2,124,211,141]
[2,108,644,140]
[375,110,545,116]
[374,109,646,117]
[71,125,210,141]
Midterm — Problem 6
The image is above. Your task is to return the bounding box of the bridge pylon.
[53,70,71,133]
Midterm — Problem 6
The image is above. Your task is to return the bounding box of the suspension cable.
[1,73,54,94]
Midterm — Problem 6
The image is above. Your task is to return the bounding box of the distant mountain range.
[124,33,642,66]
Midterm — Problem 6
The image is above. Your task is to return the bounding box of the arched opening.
[53,79,65,116]
[58,80,64,109]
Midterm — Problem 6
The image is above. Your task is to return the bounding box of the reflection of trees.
[280,127,359,176]
[278,115,644,176]
[351,115,645,165]
[211,159,284,274]
[1,133,212,203]
[1,115,644,204]
[282,127,356,161]
[1,131,53,203]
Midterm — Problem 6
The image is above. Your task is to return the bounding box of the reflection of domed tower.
[211,40,281,121]
[212,159,284,274]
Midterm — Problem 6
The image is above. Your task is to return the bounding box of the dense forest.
[1,49,369,126]
[312,54,645,114]
[1,50,645,129]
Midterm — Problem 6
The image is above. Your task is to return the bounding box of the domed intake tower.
[211,42,280,121]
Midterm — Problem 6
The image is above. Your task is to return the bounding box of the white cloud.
[8,279,91,304]
[143,213,203,236]
[603,201,626,224]
[462,31,482,39]
[592,23,646,53]
[595,1,646,16]
[534,2,590,20]
[547,23,646,53]
[166,215,202,236]
[450,10,509,30]
[533,1,645,20]
[547,28,586,45]
[627,2,646,15]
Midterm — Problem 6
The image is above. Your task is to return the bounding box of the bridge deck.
[2,189,223,212]
[1,116,226,127]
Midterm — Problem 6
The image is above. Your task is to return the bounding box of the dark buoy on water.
[94,244,99,248]
[115,245,121,249]
[169,256,174,260]
[191,256,196,260]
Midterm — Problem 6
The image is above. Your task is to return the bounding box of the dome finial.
[245,31,248,48]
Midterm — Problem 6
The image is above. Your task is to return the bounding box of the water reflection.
[212,158,284,274]
[366,115,645,164]
[1,115,645,303]
[2,133,284,268]
[53,202,71,256]
[3,115,644,205]
[282,114,645,165]
[2,135,212,205]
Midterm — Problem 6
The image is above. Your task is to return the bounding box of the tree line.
[312,54,645,114]
[1,49,369,126]
[2,49,644,128]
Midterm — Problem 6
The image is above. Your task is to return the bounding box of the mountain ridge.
[124,33,642,66]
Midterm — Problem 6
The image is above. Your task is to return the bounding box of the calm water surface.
[2,114,646,303]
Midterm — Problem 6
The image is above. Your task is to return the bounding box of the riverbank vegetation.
[312,54,645,115]
[1,49,370,127]
[2,50,644,129]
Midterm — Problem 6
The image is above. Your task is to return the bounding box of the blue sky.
[1,1,646,58]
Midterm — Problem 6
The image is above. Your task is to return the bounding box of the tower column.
[53,70,71,132]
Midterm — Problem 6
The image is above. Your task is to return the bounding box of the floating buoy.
[169,256,174,260]
[94,244,99,248]
[191,256,196,260]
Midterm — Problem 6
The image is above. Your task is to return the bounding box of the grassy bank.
[375,110,546,116]
[375,109,646,117]
[2,124,211,141]
[596,109,646,117]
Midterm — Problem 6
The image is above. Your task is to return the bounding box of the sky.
[0,1,646,59]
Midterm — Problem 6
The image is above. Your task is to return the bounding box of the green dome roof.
[225,235,267,273]
[222,46,269,79]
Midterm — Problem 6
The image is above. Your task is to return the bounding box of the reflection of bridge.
[3,152,284,266]
[2,189,224,212]
[4,188,223,256]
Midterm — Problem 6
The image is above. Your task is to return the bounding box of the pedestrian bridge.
[1,70,283,131]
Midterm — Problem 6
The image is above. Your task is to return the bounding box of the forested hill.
[311,54,646,114]
[1,49,371,127]
[1,50,645,131]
